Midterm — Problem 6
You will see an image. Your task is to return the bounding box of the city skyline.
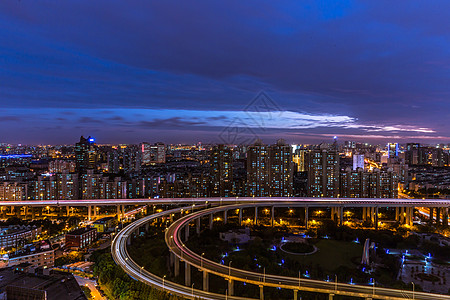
[2,1,450,144]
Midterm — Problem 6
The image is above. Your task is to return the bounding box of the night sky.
[1,1,450,145]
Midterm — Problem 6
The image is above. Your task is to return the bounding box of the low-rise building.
[0,225,41,249]
[91,216,115,233]
[0,266,86,300]
[7,249,54,268]
[65,227,97,250]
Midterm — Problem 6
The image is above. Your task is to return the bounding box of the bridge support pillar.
[174,255,180,277]
[443,208,448,227]
[169,251,174,267]
[93,206,97,218]
[375,207,379,230]
[293,289,298,300]
[66,206,69,217]
[436,207,441,225]
[121,205,125,219]
[228,279,234,296]
[255,207,258,225]
[209,213,214,230]
[259,285,264,300]
[202,270,209,291]
[145,223,149,232]
[395,207,399,222]
[224,210,227,224]
[31,207,36,219]
[429,207,434,224]
[239,208,242,226]
[271,206,275,227]
[305,207,309,229]
[88,205,92,221]
[116,205,121,221]
[400,207,406,224]
[185,224,190,241]
[184,262,191,286]
[196,217,201,235]
[339,207,343,226]
[328,293,334,300]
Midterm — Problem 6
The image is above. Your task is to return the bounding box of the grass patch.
[281,242,314,254]
[284,239,363,271]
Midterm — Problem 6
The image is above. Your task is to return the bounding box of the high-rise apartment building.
[247,139,293,197]
[269,139,293,197]
[0,182,27,200]
[123,145,141,173]
[306,149,340,197]
[210,145,233,197]
[340,168,398,198]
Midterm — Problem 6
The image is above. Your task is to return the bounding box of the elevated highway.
[109,198,450,300]
[165,202,450,300]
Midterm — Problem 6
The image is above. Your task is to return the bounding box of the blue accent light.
[0,154,32,158]
[89,138,95,143]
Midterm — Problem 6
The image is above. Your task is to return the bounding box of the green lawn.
[284,239,363,271]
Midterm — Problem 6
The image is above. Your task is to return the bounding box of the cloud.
[1,2,450,143]
[78,117,103,124]
[139,117,206,128]
[106,116,124,121]
[0,116,21,122]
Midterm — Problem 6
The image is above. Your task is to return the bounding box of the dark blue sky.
[1,1,450,145]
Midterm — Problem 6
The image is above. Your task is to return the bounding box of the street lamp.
[163,275,166,290]
[298,271,301,287]
[140,266,144,275]
[228,261,232,279]
[411,281,415,299]
[191,283,194,298]
[373,279,375,296]
[335,275,338,292]
[201,252,205,269]
[263,267,265,283]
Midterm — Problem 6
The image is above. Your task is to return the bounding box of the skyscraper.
[140,142,166,165]
[75,136,98,173]
[293,148,307,172]
[352,154,364,170]
[140,142,151,165]
[387,143,399,158]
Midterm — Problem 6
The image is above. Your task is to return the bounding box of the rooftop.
[66,227,96,236]
[0,267,86,300]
